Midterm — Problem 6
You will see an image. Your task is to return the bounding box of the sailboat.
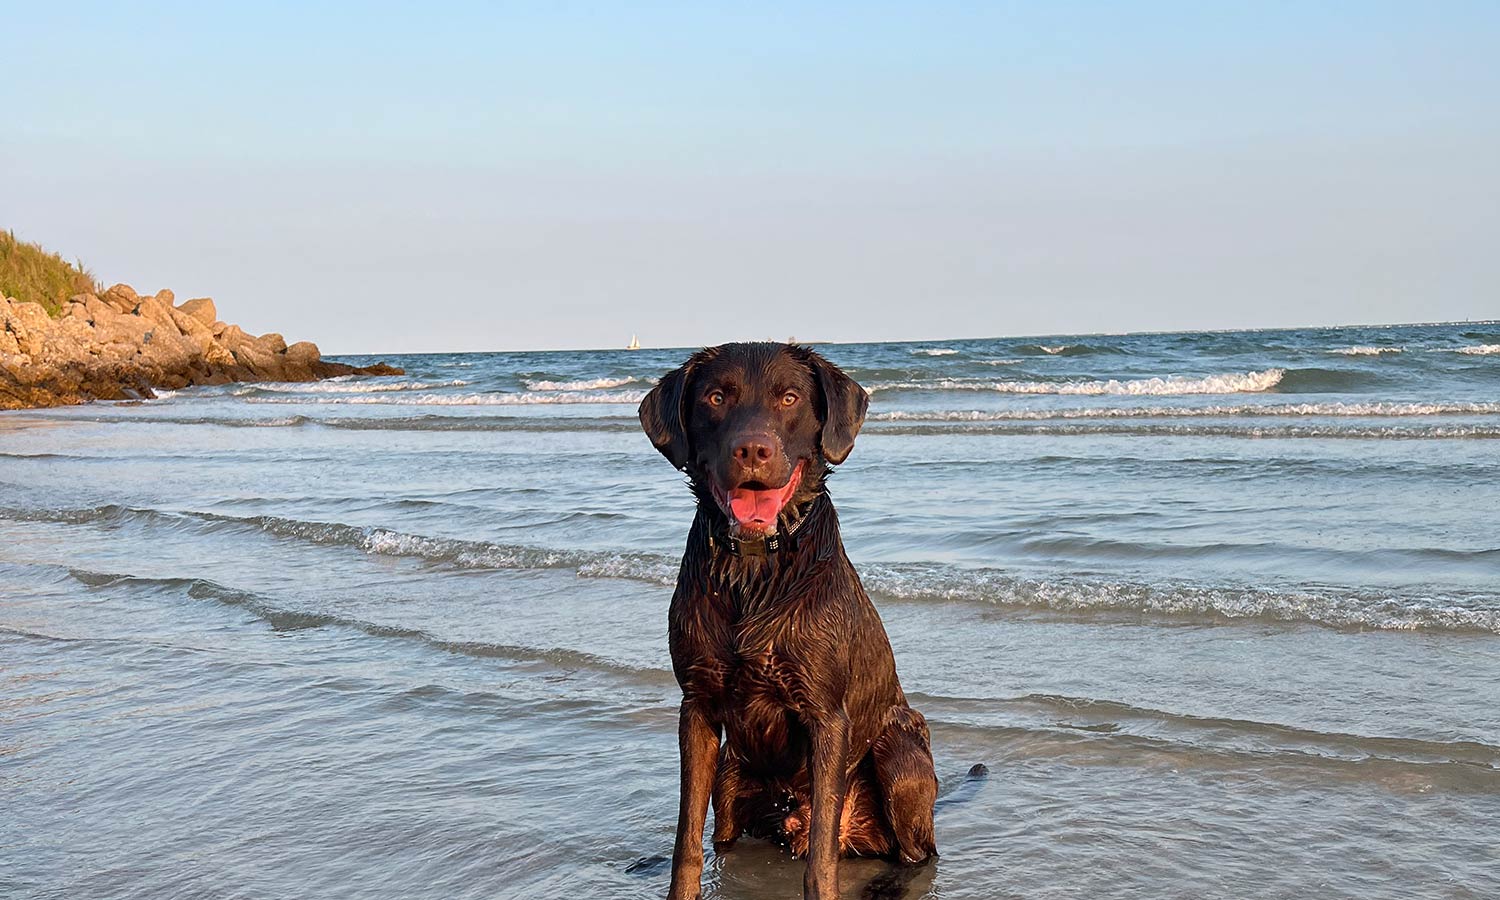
[626,334,641,351]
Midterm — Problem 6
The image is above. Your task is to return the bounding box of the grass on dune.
[0,230,102,317]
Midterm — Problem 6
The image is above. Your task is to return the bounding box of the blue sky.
[4,2,1497,352]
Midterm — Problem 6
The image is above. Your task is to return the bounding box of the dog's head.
[639,342,868,536]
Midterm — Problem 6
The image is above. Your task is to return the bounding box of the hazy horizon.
[5,3,1497,354]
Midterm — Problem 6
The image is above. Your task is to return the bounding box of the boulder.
[169,306,211,339]
[135,295,180,332]
[280,341,321,380]
[178,297,216,326]
[92,310,153,346]
[202,340,236,368]
[138,329,197,377]
[101,283,139,313]
[285,341,321,367]
[97,341,139,365]
[217,324,252,351]
[255,332,287,355]
[47,317,98,363]
[3,300,54,356]
[154,288,175,306]
[84,294,119,325]
[231,342,284,380]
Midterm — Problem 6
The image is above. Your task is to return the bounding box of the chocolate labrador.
[639,342,938,900]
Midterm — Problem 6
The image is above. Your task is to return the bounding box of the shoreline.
[1,284,401,410]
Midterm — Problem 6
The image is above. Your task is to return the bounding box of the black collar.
[708,494,821,558]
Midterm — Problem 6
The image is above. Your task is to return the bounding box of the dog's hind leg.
[872,706,939,864]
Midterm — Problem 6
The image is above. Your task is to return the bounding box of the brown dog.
[639,342,938,900]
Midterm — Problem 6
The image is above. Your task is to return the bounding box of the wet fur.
[641,343,939,900]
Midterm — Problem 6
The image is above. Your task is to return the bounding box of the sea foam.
[242,379,468,394]
[869,369,1286,396]
[868,401,1500,421]
[245,390,648,406]
[13,504,1497,635]
[1328,346,1403,356]
[522,376,641,391]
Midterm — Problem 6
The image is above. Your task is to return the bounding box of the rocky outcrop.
[1,285,401,410]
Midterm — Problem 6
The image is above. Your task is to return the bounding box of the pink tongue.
[728,489,784,526]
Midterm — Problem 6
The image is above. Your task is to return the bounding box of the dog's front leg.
[668,702,720,900]
[803,710,851,900]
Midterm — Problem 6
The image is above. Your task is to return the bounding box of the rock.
[285,341,320,367]
[178,297,216,326]
[1,285,401,410]
[202,340,236,368]
[93,310,152,346]
[217,324,250,351]
[169,306,211,338]
[84,294,118,325]
[279,341,322,380]
[135,296,179,332]
[231,342,283,380]
[101,284,139,313]
[138,329,197,378]
[3,300,54,356]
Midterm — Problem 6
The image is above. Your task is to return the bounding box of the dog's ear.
[806,350,868,465]
[639,359,696,470]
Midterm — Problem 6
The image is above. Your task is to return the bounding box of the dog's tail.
[934,762,989,813]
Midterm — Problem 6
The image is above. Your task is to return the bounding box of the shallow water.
[3,323,1499,898]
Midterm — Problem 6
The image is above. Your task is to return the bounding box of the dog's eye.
[781,391,800,407]
[706,390,725,407]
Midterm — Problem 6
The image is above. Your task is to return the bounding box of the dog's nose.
[732,435,776,466]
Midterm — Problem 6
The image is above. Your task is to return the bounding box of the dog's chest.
[716,635,809,763]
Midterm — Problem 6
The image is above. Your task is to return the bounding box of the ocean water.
[3,322,1499,899]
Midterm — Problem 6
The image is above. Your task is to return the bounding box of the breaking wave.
[910,348,959,356]
[522,376,641,391]
[1015,343,1120,356]
[0,504,681,585]
[6,504,1498,635]
[858,564,1500,634]
[244,390,647,406]
[868,401,1500,421]
[865,422,1500,439]
[239,379,468,394]
[1328,346,1403,356]
[869,369,1286,396]
[1453,344,1500,355]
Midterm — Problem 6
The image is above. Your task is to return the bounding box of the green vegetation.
[0,230,102,317]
